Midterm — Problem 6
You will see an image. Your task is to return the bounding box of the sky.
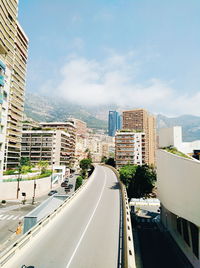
[18,0,200,116]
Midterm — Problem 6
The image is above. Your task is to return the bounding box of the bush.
[1,200,6,204]
[3,169,18,175]
[75,176,83,190]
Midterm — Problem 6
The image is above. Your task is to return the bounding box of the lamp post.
[32,179,36,205]
[16,165,21,199]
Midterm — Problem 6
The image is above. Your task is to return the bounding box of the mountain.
[24,92,200,141]
[24,92,108,130]
[157,114,200,142]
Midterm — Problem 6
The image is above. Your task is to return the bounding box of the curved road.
[6,165,120,268]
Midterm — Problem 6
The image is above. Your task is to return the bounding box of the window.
[182,219,190,246]
[190,222,199,259]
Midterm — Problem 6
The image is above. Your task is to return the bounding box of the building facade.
[108,111,121,137]
[115,131,145,168]
[68,118,88,136]
[0,60,11,177]
[122,109,156,165]
[157,149,200,268]
[40,122,76,167]
[21,130,71,167]
[0,1,29,170]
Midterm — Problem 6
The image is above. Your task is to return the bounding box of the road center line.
[66,167,107,268]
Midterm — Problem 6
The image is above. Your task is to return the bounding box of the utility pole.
[32,180,36,205]
[16,165,21,199]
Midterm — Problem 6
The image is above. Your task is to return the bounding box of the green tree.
[128,164,156,198]
[79,158,92,170]
[75,176,83,190]
[20,157,31,167]
[37,160,49,174]
[101,156,107,163]
[105,157,116,167]
[119,165,137,188]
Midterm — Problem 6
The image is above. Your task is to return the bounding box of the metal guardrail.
[0,171,95,267]
[103,165,136,268]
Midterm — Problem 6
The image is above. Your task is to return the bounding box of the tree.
[20,157,31,167]
[128,164,156,198]
[75,176,83,190]
[101,156,107,163]
[119,165,137,188]
[79,158,92,171]
[105,157,116,167]
[37,161,49,174]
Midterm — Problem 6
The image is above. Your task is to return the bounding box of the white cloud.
[55,53,172,107]
[44,52,200,116]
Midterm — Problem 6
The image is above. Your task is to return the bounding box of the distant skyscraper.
[108,111,121,136]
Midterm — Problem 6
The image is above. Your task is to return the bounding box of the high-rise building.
[115,131,146,168]
[122,108,156,165]
[108,111,121,137]
[0,1,29,170]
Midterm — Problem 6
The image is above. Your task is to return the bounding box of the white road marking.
[65,167,107,268]
[0,214,23,220]
[12,216,19,220]
[1,215,9,220]
[6,215,15,220]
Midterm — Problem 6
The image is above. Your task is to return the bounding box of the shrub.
[75,176,83,190]
[1,200,6,204]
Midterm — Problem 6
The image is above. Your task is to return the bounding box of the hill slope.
[24,93,108,130]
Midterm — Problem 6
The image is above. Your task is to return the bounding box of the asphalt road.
[0,175,77,252]
[5,165,120,268]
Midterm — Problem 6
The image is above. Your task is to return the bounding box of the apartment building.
[40,122,76,167]
[0,1,29,170]
[115,131,145,168]
[21,130,71,167]
[122,109,156,165]
[68,118,88,136]
[0,60,11,177]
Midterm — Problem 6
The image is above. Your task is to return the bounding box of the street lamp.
[16,165,21,199]
[32,179,36,205]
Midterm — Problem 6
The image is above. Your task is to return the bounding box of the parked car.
[64,178,69,183]
[48,190,58,196]
[69,184,73,189]
[61,182,68,187]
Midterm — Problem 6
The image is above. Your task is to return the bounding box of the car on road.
[61,182,68,187]
[48,190,58,196]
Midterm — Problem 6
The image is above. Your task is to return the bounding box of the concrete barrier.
[103,165,136,268]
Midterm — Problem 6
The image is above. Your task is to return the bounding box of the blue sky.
[18,0,200,116]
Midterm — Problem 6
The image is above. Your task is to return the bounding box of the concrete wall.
[158,126,182,148]
[0,176,53,200]
[157,149,200,227]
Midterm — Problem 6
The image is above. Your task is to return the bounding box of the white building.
[21,130,71,167]
[115,131,145,168]
[158,126,200,154]
[157,130,200,267]
[0,60,11,177]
